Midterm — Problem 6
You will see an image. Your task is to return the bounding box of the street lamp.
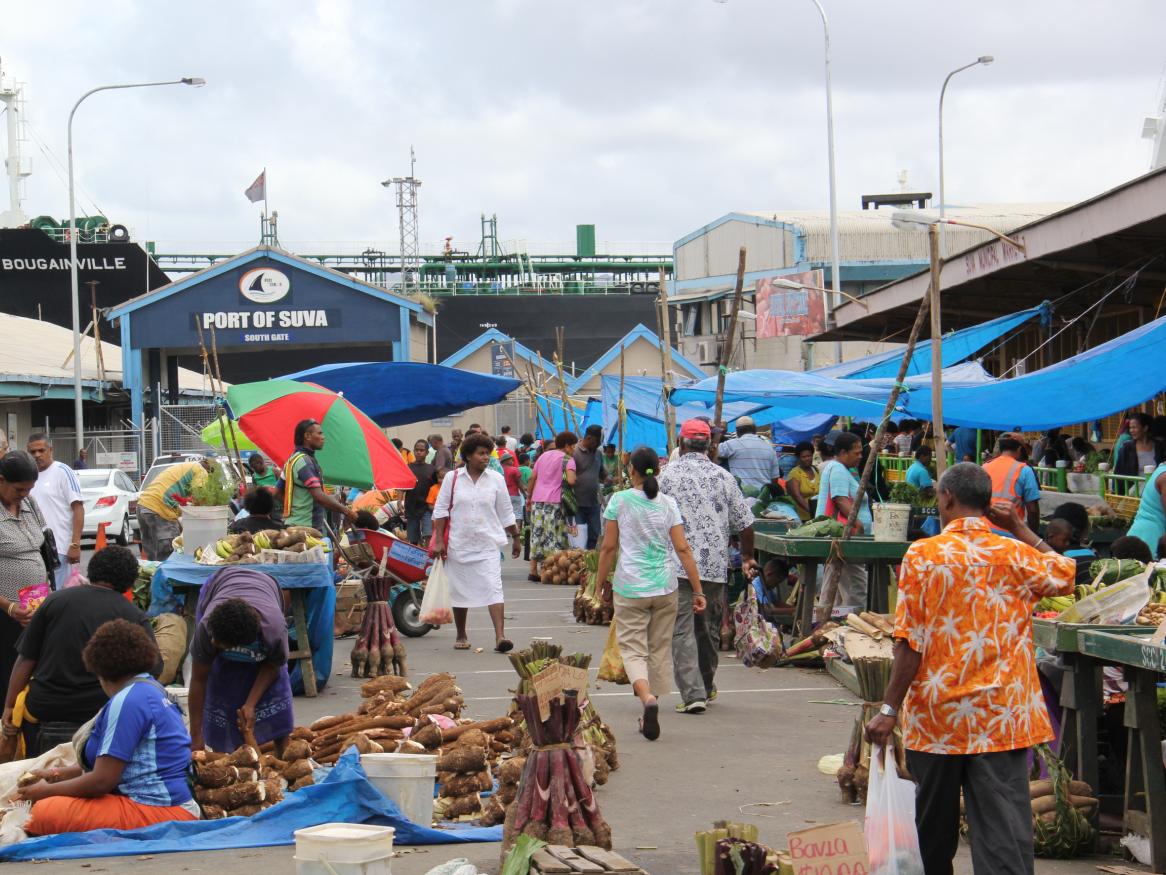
[714,0,843,340]
[938,55,993,256]
[67,77,205,452]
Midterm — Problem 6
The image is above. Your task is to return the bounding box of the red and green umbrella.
[225,380,415,490]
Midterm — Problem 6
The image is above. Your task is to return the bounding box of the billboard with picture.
[755,269,827,338]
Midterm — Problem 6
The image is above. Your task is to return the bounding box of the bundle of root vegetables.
[351,574,408,678]
[837,705,909,805]
[506,641,618,783]
[539,548,589,586]
[572,551,613,626]
[501,691,612,856]
[192,734,315,818]
[433,729,496,822]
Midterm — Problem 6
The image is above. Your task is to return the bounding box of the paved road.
[9,555,1113,875]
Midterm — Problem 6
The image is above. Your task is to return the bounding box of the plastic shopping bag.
[64,567,85,589]
[864,745,924,875]
[732,586,782,668]
[418,558,454,626]
[596,621,629,684]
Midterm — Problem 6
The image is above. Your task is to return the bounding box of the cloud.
[5,0,1164,254]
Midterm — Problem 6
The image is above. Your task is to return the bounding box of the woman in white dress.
[432,433,522,652]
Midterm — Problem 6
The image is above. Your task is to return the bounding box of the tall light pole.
[67,76,205,451]
[938,56,993,256]
[715,0,842,358]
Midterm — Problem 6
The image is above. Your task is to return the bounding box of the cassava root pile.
[193,742,311,818]
[351,575,407,678]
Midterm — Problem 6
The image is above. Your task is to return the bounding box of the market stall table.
[754,532,909,637]
[148,553,336,697]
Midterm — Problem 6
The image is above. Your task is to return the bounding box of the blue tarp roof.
[281,361,521,427]
[0,750,500,862]
[812,304,1046,380]
[673,312,1166,430]
[533,395,599,439]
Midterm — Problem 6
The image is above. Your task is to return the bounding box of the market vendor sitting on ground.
[137,458,216,561]
[865,463,1076,875]
[278,419,357,531]
[659,418,757,714]
[982,432,1040,533]
[716,416,780,492]
[785,441,819,522]
[2,546,160,757]
[18,619,197,834]
[187,566,294,755]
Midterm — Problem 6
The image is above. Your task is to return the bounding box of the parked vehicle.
[78,469,140,545]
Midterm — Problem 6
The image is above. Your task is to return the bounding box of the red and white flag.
[244,170,266,204]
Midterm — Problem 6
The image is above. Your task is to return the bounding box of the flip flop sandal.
[526,574,541,582]
[453,641,472,651]
[494,639,514,653]
[639,701,660,741]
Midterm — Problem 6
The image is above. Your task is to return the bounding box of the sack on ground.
[596,621,628,684]
[732,587,781,668]
[865,745,924,875]
[419,558,454,625]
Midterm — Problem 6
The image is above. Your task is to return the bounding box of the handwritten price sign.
[788,821,868,875]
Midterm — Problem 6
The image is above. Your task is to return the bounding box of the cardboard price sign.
[787,821,868,875]
[530,662,591,722]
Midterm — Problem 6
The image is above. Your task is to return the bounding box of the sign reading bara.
[787,821,868,875]
[239,267,291,303]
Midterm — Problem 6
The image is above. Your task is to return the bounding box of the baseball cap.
[736,415,755,429]
[679,418,712,439]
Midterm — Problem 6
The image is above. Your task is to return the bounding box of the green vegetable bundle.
[786,517,846,538]
[1088,557,1146,585]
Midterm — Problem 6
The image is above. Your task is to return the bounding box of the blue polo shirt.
[84,677,192,807]
[905,461,933,489]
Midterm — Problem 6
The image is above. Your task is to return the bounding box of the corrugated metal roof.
[0,313,212,393]
[735,204,1068,263]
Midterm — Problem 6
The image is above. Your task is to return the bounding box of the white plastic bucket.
[180,505,230,556]
[360,753,437,827]
[872,503,911,542]
[294,823,395,875]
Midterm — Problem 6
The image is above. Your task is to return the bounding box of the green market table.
[753,533,910,637]
[1033,618,1166,868]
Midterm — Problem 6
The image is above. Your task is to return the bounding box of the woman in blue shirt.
[18,619,197,834]
[905,446,934,490]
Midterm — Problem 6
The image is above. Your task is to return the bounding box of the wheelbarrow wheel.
[392,588,432,637]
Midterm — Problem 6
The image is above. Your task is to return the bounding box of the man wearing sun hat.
[659,418,758,713]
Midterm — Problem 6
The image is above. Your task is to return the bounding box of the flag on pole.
[244,170,266,204]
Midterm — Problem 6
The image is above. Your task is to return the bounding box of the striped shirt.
[716,434,780,489]
[139,462,208,521]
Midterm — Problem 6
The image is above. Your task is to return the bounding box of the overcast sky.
[5,1,1165,255]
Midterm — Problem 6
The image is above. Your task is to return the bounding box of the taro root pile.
[572,551,613,626]
[433,729,495,821]
[481,754,524,826]
[192,735,315,819]
[539,548,589,586]
[351,575,408,678]
[501,691,612,855]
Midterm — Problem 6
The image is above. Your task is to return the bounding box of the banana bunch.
[212,531,258,563]
[1074,583,1102,601]
[1037,595,1075,614]
[1150,590,1166,605]
[252,527,327,553]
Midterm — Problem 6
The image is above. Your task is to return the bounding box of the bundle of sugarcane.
[696,822,764,875]
[854,656,892,703]
[350,575,407,678]
[501,691,612,860]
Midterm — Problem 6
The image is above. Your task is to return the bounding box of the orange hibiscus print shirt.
[894,516,1076,755]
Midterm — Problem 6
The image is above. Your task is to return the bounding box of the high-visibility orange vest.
[983,455,1026,513]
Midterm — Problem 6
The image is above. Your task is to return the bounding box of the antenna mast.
[383,148,421,291]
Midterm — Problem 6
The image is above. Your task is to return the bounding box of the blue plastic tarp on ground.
[0,750,501,862]
[147,555,334,696]
[812,304,1045,380]
[281,362,521,427]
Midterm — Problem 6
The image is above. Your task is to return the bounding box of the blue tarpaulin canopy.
[533,395,598,438]
[280,362,521,427]
[0,750,500,862]
[812,304,1046,380]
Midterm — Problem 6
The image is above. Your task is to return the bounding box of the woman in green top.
[786,441,820,522]
[598,447,703,741]
[248,454,278,489]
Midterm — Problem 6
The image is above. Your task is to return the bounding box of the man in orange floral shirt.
[866,463,1075,875]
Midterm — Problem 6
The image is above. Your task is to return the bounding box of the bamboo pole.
[552,327,580,433]
[207,326,247,481]
[713,247,747,427]
[616,343,626,465]
[656,266,677,454]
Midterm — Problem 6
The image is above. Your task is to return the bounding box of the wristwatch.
[878,703,897,718]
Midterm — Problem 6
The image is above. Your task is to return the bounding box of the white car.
[79,469,140,545]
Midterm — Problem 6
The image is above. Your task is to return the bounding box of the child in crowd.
[1110,535,1153,563]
